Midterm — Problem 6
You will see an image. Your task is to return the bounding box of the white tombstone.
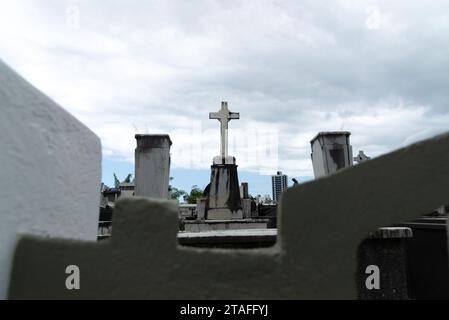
[134,134,172,199]
[0,60,101,299]
[311,132,353,178]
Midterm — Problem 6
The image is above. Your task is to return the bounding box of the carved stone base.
[205,156,243,220]
[207,208,243,220]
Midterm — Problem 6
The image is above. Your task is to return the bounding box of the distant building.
[255,194,273,205]
[271,171,288,203]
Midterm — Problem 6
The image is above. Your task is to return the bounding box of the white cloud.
[1,0,449,178]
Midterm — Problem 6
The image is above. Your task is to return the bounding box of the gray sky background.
[1,0,449,181]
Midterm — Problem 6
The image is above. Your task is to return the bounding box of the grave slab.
[183,219,269,232]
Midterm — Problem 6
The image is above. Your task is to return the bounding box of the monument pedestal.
[205,156,243,220]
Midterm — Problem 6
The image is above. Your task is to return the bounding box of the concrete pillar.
[134,134,172,199]
[196,197,207,220]
[311,131,353,178]
[242,199,252,219]
[240,182,249,199]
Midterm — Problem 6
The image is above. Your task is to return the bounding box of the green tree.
[183,185,204,204]
[168,177,187,200]
[124,174,132,183]
[170,188,187,200]
[113,173,120,188]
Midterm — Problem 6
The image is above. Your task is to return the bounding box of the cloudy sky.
[1,0,449,196]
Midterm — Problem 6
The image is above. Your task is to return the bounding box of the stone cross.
[209,101,239,158]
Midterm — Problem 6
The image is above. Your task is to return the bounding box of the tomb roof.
[310,131,351,144]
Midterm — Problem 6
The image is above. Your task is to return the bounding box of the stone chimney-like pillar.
[311,131,353,178]
[134,134,172,199]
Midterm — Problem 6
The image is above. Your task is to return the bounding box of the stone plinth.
[183,219,269,232]
[205,156,243,220]
[178,228,276,248]
[134,134,171,199]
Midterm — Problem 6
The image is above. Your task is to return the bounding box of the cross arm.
[229,112,240,120]
[209,112,220,120]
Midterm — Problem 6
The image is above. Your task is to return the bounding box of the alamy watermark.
[365,265,380,290]
[133,121,280,175]
[65,265,80,290]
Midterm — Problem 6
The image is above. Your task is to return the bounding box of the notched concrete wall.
[7,133,449,299]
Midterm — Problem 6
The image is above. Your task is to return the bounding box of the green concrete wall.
[8,133,449,299]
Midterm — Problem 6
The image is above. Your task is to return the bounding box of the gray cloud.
[1,0,449,177]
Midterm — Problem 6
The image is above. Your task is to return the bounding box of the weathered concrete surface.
[134,134,171,199]
[205,163,243,220]
[356,238,410,300]
[183,219,269,232]
[0,60,101,299]
[8,132,449,299]
[311,131,353,178]
[395,217,449,299]
[357,228,413,299]
[178,229,277,249]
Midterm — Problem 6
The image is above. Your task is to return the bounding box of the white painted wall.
[311,139,326,178]
[0,61,101,299]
